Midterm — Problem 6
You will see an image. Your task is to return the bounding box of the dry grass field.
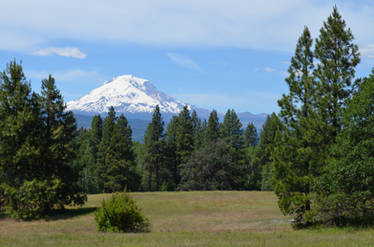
[1,191,374,246]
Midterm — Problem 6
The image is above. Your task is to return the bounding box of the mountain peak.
[67,75,188,114]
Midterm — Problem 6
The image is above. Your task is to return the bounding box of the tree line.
[74,105,276,193]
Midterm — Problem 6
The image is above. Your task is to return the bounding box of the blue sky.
[0,0,373,114]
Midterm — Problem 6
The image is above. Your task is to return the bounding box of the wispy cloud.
[167,53,201,71]
[360,44,374,59]
[264,67,275,72]
[32,47,86,59]
[26,69,99,82]
[0,1,373,52]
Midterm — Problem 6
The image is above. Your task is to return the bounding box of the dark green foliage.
[97,107,117,192]
[251,113,282,191]
[2,178,85,220]
[314,6,360,140]
[0,61,85,219]
[204,110,220,144]
[0,61,42,188]
[272,27,321,227]
[311,71,374,226]
[220,109,243,149]
[163,116,179,189]
[104,114,135,192]
[94,192,150,232]
[244,122,258,147]
[273,7,362,228]
[175,106,194,180]
[191,110,204,150]
[143,106,169,191]
[180,140,243,190]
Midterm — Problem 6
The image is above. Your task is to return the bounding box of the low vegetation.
[94,192,149,232]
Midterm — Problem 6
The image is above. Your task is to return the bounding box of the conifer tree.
[272,27,321,226]
[164,116,179,189]
[244,122,258,147]
[251,113,282,190]
[97,106,116,192]
[191,110,204,150]
[204,110,220,144]
[143,105,165,191]
[220,109,243,149]
[175,106,194,186]
[104,114,134,192]
[314,6,360,140]
[314,70,374,225]
[87,115,103,193]
[0,61,42,187]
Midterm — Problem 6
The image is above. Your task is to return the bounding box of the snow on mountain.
[67,75,188,114]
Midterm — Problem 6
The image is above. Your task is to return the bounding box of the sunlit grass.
[0,191,373,246]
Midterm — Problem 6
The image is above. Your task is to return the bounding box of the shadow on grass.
[0,211,8,219]
[45,207,98,221]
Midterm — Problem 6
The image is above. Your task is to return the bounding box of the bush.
[94,192,150,232]
[1,178,86,220]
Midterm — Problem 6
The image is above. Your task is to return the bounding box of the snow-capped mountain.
[67,75,188,114]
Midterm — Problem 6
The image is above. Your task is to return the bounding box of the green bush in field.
[1,178,86,220]
[94,192,150,232]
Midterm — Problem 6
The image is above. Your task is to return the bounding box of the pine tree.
[272,27,321,227]
[0,60,42,187]
[97,106,116,192]
[191,110,204,150]
[88,115,103,193]
[104,114,134,192]
[175,106,194,187]
[244,122,258,147]
[143,105,165,191]
[314,6,360,140]
[252,113,282,190]
[220,109,243,149]
[313,70,374,226]
[163,116,179,189]
[204,110,220,144]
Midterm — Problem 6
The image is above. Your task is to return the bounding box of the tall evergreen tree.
[0,61,42,187]
[272,27,321,227]
[0,62,85,219]
[143,105,165,191]
[220,109,243,149]
[314,70,374,225]
[87,115,103,193]
[191,110,204,150]
[104,114,134,192]
[164,116,179,189]
[204,110,220,144]
[175,106,194,186]
[314,6,360,140]
[251,113,282,190]
[244,122,258,147]
[97,106,116,192]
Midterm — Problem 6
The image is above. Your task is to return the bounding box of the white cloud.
[32,47,86,59]
[360,44,374,59]
[264,67,275,72]
[167,53,201,71]
[26,69,99,82]
[0,1,373,52]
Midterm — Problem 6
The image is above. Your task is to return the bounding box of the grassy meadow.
[1,191,374,246]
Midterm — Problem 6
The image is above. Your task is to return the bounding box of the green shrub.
[94,192,150,232]
[1,178,86,220]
